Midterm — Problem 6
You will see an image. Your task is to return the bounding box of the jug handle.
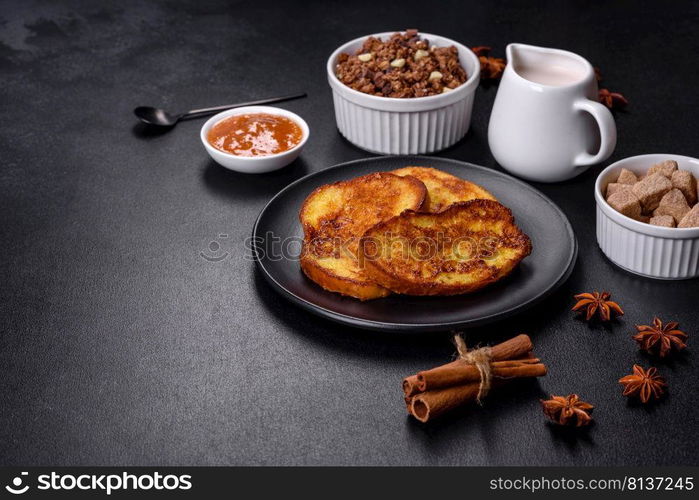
[573,99,617,167]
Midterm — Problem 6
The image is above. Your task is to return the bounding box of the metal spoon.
[133,92,307,128]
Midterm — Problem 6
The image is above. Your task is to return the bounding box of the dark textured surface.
[1,0,697,466]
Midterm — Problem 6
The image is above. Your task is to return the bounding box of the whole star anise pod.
[541,394,594,427]
[633,317,687,358]
[619,365,666,403]
[471,46,506,80]
[599,88,628,109]
[572,291,624,321]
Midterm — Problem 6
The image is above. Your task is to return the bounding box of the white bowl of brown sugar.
[595,154,699,279]
[327,30,481,155]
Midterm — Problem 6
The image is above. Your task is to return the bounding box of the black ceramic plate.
[253,156,577,332]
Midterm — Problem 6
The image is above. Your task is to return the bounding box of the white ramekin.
[326,32,480,155]
[200,106,309,173]
[595,153,699,279]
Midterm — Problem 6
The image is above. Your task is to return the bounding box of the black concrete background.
[1,0,697,465]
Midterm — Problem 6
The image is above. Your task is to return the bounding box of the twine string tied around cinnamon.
[453,334,493,404]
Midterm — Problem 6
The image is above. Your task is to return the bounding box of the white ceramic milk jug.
[488,44,616,183]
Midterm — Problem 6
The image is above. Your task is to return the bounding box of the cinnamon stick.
[404,396,413,413]
[402,375,420,397]
[409,383,482,423]
[417,358,542,392]
[486,333,533,360]
[402,334,534,396]
[409,363,548,423]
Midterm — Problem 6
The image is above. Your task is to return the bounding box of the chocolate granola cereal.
[335,30,468,98]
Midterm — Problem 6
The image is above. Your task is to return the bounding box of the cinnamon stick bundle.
[403,334,547,423]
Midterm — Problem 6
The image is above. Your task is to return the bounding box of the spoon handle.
[182,93,307,120]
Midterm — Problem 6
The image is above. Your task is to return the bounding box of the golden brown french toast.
[300,172,426,300]
[392,166,497,212]
[359,199,531,295]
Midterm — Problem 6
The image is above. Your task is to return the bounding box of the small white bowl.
[595,153,699,279]
[200,106,309,173]
[326,32,480,155]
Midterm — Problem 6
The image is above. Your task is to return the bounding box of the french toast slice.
[300,172,427,300]
[359,199,532,296]
[392,166,497,212]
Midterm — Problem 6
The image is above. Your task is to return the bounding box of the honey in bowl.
[207,113,303,157]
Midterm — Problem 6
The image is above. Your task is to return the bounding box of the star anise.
[633,317,687,358]
[572,291,624,321]
[541,394,594,427]
[471,46,506,80]
[471,46,492,57]
[619,365,666,403]
[599,88,628,109]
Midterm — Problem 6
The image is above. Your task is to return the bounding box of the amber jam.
[207,113,303,157]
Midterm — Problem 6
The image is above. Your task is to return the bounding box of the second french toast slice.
[392,166,497,212]
[359,199,532,296]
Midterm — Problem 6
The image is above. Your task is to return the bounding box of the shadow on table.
[201,157,309,202]
[252,267,454,363]
[404,380,596,455]
[131,122,174,138]
[544,421,596,451]
[252,265,576,364]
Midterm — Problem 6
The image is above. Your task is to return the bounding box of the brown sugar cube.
[647,160,678,178]
[616,168,638,185]
[671,170,698,205]
[678,204,699,228]
[606,182,632,198]
[652,188,691,221]
[649,215,676,228]
[638,215,651,224]
[631,173,673,212]
[607,189,642,220]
